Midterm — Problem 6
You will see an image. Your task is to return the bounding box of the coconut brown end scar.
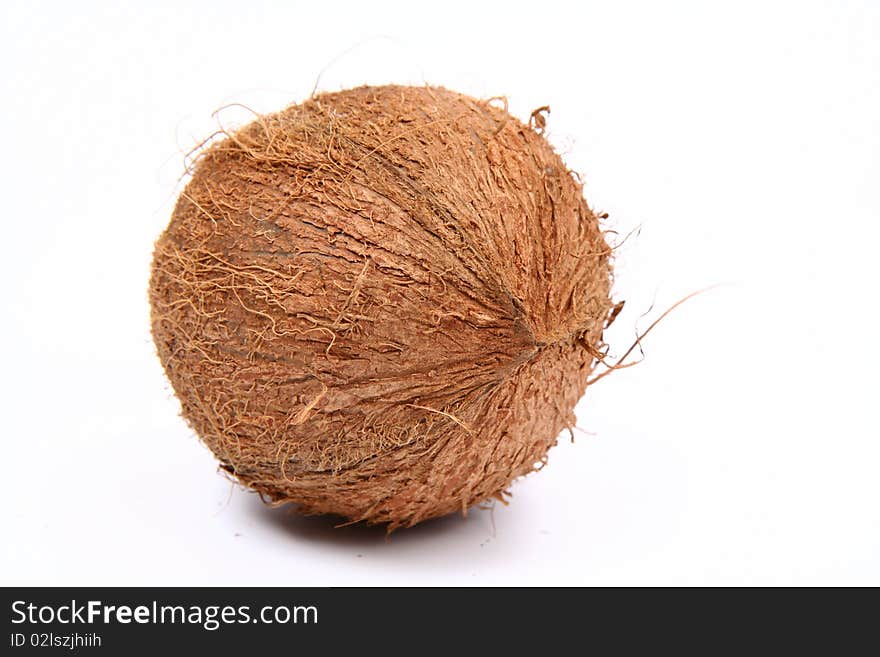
[149,85,615,530]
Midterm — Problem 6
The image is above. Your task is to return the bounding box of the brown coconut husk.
[149,85,614,530]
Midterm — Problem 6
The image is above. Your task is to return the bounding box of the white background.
[1,0,878,586]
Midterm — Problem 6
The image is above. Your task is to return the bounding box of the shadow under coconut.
[247,493,489,547]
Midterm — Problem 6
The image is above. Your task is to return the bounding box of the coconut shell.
[149,85,613,529]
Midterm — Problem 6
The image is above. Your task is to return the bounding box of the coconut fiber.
[149,85,614,529]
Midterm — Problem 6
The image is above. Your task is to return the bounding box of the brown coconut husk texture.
[149,85,615,530]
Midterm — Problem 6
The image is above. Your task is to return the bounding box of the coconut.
[149,85,614,529]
